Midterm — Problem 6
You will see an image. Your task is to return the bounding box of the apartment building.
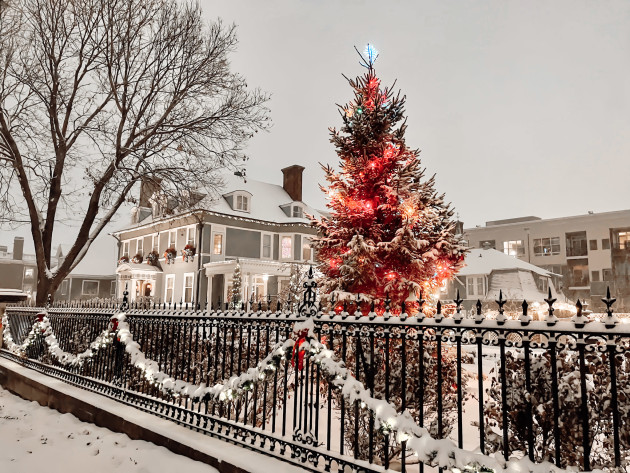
[111,165,320,308]
[463,210,630,309]
[0,237,38,301]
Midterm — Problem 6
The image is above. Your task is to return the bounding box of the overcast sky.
[205,0,630,228]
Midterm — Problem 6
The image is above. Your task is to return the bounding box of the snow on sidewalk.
[0,385,218,473]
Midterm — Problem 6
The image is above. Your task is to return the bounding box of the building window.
[467,276,484,297]
[302,242,312,261]
[619,231,630,250]
[152,234,159,251]
[503,240,525,257]
[24,268,34,279]
[236,194,249,211]
[589,239,597,251]
[479,240,495,249]
[536,277,549,293]
[281,236,292,259]
[533,237,560,256]
[591,270,600,282]
[136,238,143,256]
[60,280,69,296]
[292,205,303,218]
[165,275,175,303]
[110,280,117,295]
[213,234,223,255]
[602,238,610,250]
[603,268,613,281]
[186,227,195,246]
[168,230,177,249]
[183,273,194,303]
[82,280,99,296]
[262,234,272,258]
[123,241,130,256]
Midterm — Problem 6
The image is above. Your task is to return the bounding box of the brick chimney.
[281,165,305,202]
[13,236,24,260]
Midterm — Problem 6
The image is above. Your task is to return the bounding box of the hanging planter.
[117,255,130,266]
[146,250,159,266]
[131,253,143,264]
[182,244,196,262]
[163,247,177,264]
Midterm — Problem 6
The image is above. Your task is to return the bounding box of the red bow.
[292,329,310,371]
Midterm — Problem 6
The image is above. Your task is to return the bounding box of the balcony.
[566,243,588,257]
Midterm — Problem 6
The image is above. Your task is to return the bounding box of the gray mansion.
[112,166,320,308]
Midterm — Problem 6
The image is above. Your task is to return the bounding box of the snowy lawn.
[0,385,218,473]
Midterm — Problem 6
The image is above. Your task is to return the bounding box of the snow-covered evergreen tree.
[311,45,466,307]
[230,260,243,309]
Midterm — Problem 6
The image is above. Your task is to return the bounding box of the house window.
[136,238,143,256]
[589,239,597,251]
[281,236,292,259]
[24,268,34,279]
[82,280,99,296]
[602,238,610,250]
[123,241,130,256]
[186,227,195,246]
[537,277,549,293]
[533,237,560,256]
[292,205,303,218]
[503,240,525,257]
[302,241,312,261]
[60,280,69,296]
[183,273,194,303]
[467,276,485,297]
[236,195,249,211]
[152,234,159,251]
[479,240,495,249]
[165,275,175,303]
[110,280,117,295]
[591,270,600,282]
[262,234,272,258]
[213,234,223,255]
[168,230,176,248]
[603,268,613,281]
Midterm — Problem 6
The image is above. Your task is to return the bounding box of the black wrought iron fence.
[2,285,630,473]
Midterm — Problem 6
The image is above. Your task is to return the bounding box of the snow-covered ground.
[0,385,218,473]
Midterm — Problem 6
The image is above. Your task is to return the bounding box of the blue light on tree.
[365,43,379,65]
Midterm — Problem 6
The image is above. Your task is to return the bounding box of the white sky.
[203,0,630,227]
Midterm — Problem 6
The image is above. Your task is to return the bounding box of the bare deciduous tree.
[0,0,269,303]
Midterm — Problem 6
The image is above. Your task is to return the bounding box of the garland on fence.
[1,313,116,366]
[2,312,599,473]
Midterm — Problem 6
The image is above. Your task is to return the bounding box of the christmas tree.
[311,45,466,308]
[230,259,243,309]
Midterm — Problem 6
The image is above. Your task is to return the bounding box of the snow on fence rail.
[1,280,629,473]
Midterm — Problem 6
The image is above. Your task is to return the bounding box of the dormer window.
[292,205,303,218]
[236,194,249,211]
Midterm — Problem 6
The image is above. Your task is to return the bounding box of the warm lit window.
[186,227,195,246]
[123,241,130,256]
[504,240,525,257]
[213,234,223,255]
[619,231,630,249]
[292,205,303,218]
[165,275,175,303]
[60,280,69,296]
[281,236,292,259]
[533,237,560,256]
[82,280,99,296]
[168,230,176,248]
[262,234,272,258]
[236,195,249,211]
[183,273,194,303]
[136,238,143,256]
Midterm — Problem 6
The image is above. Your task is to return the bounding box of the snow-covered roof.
[456,248,556,277]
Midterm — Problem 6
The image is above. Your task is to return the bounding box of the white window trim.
[60,280,69,296]
[123,240,130,256]
[261,232,273,260]
[168,230,177,248]
[110,280,117,295]
[82,279,100,296]
[228,191,252,213]
[186,225,196,247]
[136,238,143,255]
[292,204,304,218]
[466,276,485,297]
[183,272,194,303]
[165,274,175,303]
